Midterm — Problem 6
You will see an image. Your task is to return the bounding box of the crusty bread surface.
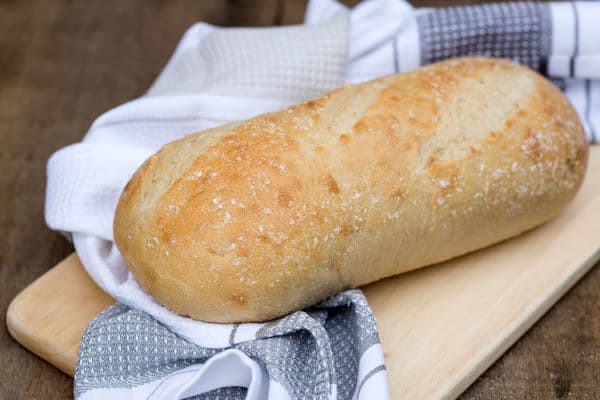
[114,57,588,323]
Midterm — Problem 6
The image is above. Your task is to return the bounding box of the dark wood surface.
[0,1,598,399]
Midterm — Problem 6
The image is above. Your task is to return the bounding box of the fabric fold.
[75,291,386,400]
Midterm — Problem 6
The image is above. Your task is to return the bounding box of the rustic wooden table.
[1,0,598,399]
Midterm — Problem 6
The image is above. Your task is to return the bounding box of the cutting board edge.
[7,288,76,376]
[6,254,97,377]
[438,244,600,400]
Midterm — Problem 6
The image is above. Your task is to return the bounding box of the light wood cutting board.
[7,146,600,399]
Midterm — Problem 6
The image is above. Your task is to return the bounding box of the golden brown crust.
[114,57,588,323]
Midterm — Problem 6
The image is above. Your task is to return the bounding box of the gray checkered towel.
[76,291,382,400]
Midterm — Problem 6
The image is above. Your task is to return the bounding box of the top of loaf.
[114,57,588,322]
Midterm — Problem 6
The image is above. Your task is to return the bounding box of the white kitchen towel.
[55,3,391,400]
[45,0,600,399]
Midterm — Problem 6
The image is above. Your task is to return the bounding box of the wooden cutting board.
[7,146,600,399]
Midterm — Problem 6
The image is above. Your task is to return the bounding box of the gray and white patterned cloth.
[414,1,599,141]
[44,0,600,399]
[76,291,382,400]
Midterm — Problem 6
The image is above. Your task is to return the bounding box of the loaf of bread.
[114,57,588,323]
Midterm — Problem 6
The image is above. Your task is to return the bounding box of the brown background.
[1,0,598,398]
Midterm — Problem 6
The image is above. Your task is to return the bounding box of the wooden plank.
[7,148,600,398]
[6,254,113,376]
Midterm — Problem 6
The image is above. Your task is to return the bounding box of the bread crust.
[114,57,588,323]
